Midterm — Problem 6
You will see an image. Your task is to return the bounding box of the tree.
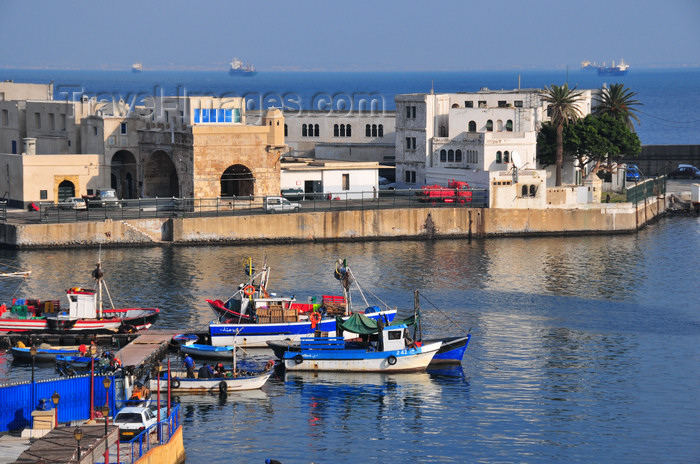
[540,84,584,186]
[537,114,641,179]
[594,83,642,131]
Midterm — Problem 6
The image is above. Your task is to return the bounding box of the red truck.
[418,179,472,203]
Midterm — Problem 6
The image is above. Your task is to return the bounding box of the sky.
[1,0,699,71]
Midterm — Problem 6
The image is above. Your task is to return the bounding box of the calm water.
[1,215,699,463]
[1,68,699,145]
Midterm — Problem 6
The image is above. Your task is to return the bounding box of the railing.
[121,404,180,464]
[37,189,489,224]
[626,176,666,204]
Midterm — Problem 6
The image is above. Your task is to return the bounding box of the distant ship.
[229,58,257,76]
[132,62,143,73]
[597,59,629,76]
[581,60,598,70]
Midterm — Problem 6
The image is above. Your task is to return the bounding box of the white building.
[394,88,598,190]
[280,157,381,200]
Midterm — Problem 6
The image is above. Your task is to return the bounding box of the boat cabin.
[382,324,411,351]
[66,288,98,319]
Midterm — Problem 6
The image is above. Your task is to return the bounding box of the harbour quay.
[0,195,668,248]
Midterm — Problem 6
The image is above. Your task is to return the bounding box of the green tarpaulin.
[335,312,417,335]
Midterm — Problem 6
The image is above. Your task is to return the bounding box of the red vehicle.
[418,180,472,203]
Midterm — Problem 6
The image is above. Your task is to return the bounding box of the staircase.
[120,221,157,242]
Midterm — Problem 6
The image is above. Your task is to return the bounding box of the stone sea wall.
[0,197,666,249]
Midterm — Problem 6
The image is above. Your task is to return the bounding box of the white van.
[264,196,301,213]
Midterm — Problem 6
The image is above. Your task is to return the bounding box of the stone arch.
[111,150,138,199]
[144,150,179,197]
[220,164,254,197]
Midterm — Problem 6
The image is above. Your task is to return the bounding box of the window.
[440,149,447,162]
[1,109,7,125]
[506,120,513,132]
[405,137,416,150]
[120,122,127,135]
[406,105,417,119]
[34,112,41,129]
[448,149,454,162]
[372,124,377,137]
[496,151,502,163]
[11,140,17,154]
[302,124,307,137]
[478,101,487,109]
[522,185,528,197]
[530,185,537,196]
[465,101,473,108]
[366,124,371,137]
[439,126,447,137]
[60,113,66,131]
[314,124,319,137]
[404,170,416,183]
[468,121,476,132]
[93,126,98,136]
[48,113,55,130]
[334,124,339,137]
[193,108,241,124]
[340,124,346,137]
[342,174,350,190]
[514,100,523,108]
[346,124,351,136]
[455,149,462,162]
[378,124,383,137]
[486,120,493,132]
[40,190,48,200]
[504,151,510,163]
[498,101,508,108]
[284,124,288,137]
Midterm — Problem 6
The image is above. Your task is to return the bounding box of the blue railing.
[121,404,181,464]
[0,374,116,432]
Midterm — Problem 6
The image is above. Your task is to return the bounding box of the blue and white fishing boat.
[180,343,237,360]
[282,313,441,372]
[209,259,397,348]
[10,345,81,362]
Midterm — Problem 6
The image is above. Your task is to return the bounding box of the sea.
[0,68,699,463]
[1,67,700,145]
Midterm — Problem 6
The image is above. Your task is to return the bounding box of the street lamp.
[30,345,37,384]
[101,404,110,464]
[51,391,60,428]
[73,426,83,462]
[103,376,112,411]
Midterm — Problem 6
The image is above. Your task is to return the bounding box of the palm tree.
[594,83,642,131]
[540,84,583,186]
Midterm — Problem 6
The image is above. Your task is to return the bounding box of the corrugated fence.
[0,374,116,432]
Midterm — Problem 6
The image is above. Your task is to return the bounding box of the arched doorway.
[58,180,75,202]
[144,150,179,197]
[111,150,138,199]
[220,165,254,197]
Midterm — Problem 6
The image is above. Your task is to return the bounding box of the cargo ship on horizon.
[596,59,629,76]
[229,57,257,76]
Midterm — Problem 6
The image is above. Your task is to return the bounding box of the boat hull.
[10,347,81,362]
[424,335,471,365]
[209,309,396,348]
[0,308,159,333]
[283,341,441,373]
[179,343,236,360]
[150,371,271,393]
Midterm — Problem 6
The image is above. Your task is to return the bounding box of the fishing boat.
[150,369,272,393]
[282,313,441,373]
[0,261,160,333]
[179,343,237,360]
[208,258,397,348]
[10,345,81,362]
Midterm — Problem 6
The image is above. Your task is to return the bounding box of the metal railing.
[37,189,489,224]
[121,404,180,464]
[626,176,666,204]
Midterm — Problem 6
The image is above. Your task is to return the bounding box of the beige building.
[0,82,285,207]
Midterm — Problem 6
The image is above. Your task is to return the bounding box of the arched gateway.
[144,150,179,197]
[220,165,254,197]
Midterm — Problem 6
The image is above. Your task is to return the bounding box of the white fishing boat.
[150,369,272,394]
[282,313,442,373]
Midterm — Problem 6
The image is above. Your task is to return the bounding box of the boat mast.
[93,261,104,318]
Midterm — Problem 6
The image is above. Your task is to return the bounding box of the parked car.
[668,165,700,179]
[88,188,121,208]
[112,406,158,442]
[58,197,87,210]
[626,164,642,182]
[378,177,396,190]
[264,196,301,213]
[281,188,304,201]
